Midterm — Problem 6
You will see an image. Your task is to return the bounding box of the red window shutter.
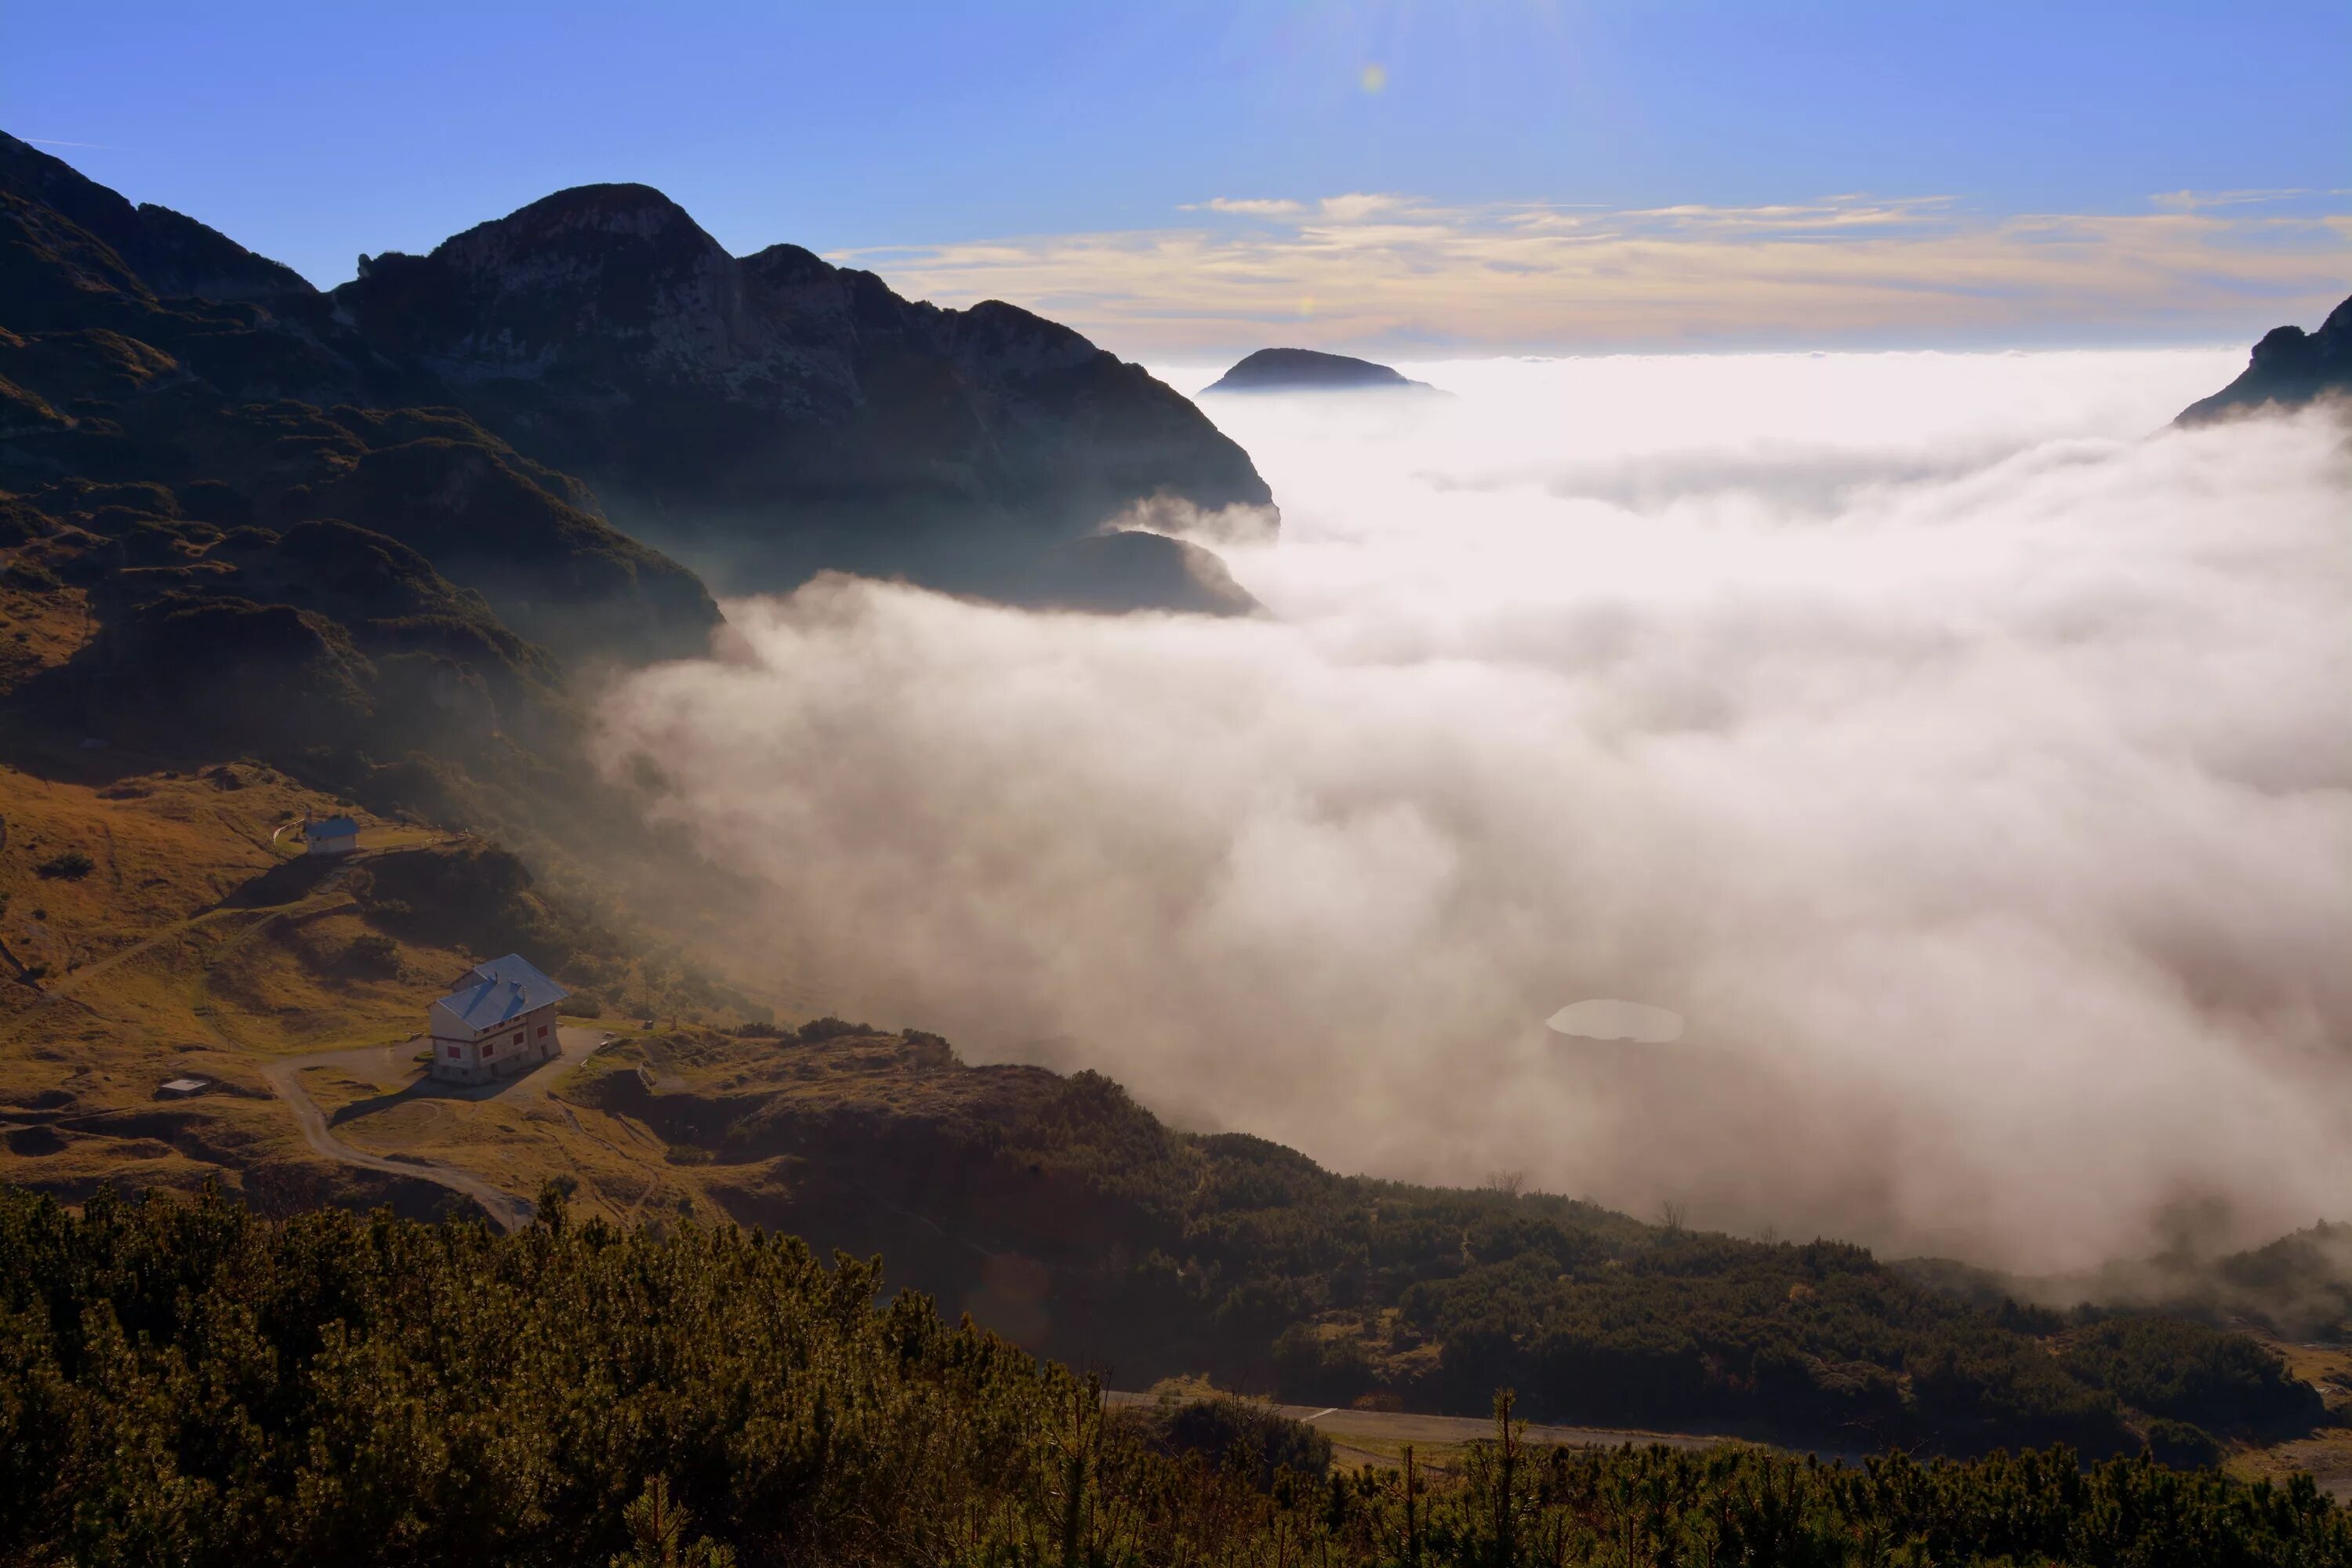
[447,1046,459,1058]
[513,1031,524,1044]
[537,1025,549,1038]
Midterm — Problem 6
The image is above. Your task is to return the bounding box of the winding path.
[256,1028,610,1232]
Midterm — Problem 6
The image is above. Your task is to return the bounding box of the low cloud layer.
[837,193,2351,357]
[600,349,2351,1272]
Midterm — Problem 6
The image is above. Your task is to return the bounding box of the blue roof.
[434,953,569,1029]
[311,816,359,837]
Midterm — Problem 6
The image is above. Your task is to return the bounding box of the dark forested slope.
[5,1184,2347,1568]
[578,1023,2325,1461]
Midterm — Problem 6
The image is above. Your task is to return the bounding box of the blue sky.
[7,2,2347,354]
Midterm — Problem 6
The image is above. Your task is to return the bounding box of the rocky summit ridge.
[329,179,1274,603]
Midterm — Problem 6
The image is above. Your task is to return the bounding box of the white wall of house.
[427,1001,562,1084]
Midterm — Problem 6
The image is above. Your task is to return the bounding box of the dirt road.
[1260,1400,1723,1454]
[1107,1391,1860,1471]
[257,1027,609,1232]
[1107,1392,1726,1454]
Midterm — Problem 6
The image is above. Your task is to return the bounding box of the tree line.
[925,1073,2323,1458]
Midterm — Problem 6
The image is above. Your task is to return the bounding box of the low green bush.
[33,849,93,880]
[3,1185,2346,1568]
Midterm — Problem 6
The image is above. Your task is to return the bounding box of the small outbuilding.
[305,815,360,856]
[428,953,569,1085]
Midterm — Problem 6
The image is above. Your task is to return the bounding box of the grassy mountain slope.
[0,745,755,1218]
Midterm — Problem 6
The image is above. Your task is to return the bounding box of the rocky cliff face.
[2176,293,2352,424]
[331,183,1275,598]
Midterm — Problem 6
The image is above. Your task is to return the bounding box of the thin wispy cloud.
[1314,192,1415,223]
[1186,198,1307,217]
[2148,187,2317,212]
[830,193,2352,355]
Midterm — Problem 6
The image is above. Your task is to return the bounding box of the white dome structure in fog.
[1547,999,1685,1044]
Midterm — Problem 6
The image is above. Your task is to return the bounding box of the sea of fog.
[601,349,2352,1273]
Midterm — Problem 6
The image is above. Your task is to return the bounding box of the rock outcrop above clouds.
[1202,347,1434,395]
[2176,292,2352,424]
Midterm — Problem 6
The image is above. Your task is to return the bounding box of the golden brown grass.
[0,757,707,1222]
[2232,1337,2352,1497]
[0,562,93,691]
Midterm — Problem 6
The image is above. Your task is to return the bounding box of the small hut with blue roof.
[305,815,359,856]
[427,953,569,1084]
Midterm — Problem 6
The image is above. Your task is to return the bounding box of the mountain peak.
[425,182,723,278]
[481,182,704,242]
[334,180,746,384]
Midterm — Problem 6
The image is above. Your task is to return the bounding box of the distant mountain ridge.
[1203,347,1433,394]
[2176,292,2352,424]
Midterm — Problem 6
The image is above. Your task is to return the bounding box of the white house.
[427,953,569,1084]
[306,815,359,856]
